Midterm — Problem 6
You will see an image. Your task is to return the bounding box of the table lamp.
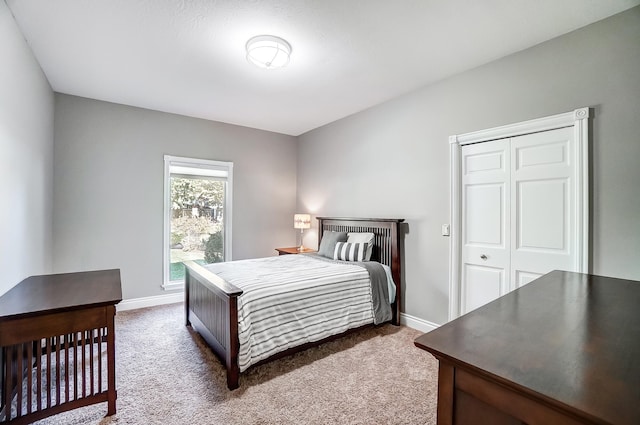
[294,214,311,251]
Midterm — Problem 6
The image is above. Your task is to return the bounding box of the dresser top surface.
[415,270,640,425]
[0,269,122,320]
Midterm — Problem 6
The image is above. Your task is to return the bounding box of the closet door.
[460,139,510,314]
[450,108,589,319]
[460,127,578,314]
[510,127,576,288]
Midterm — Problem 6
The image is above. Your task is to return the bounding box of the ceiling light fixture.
[246,35,292,69]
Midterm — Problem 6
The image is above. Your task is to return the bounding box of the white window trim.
[162,155,233,291]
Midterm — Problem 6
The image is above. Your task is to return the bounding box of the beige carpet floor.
[34,303,438,424]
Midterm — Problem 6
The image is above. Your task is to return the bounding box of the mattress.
[204,254,393,372]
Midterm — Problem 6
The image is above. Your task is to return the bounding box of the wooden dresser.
[415,270,640,425]
[0,270,122,424]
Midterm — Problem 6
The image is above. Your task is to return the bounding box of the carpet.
[34,303,438,424]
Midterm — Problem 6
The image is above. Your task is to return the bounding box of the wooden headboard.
[317,217,404,325]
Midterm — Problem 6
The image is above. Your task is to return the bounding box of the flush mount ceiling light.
[246,35,292,69]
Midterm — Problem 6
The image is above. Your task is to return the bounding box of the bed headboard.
[317,217,404,325]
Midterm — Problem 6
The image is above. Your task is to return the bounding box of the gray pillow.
[318,231,348,258]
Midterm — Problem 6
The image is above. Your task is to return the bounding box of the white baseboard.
[117,292,184,312]
[400,312,440,333]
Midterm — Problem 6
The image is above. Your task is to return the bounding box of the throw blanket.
[204,254,391,372]
[307,253,392,324]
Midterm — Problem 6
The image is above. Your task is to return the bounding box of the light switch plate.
[441,224,450,236]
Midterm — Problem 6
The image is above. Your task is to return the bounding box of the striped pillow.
[333,242,369,262]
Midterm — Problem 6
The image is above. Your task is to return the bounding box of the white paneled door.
[460,127,579,314]
[461,139,510,313]
[511,128,576,289]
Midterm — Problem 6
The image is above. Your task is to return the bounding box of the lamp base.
[297,227,307,252]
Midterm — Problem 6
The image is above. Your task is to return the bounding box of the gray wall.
[297,7,640,325]
[0,2,54,296]
[53,95,297,299]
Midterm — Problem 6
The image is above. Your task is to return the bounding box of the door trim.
[448,108,590,320]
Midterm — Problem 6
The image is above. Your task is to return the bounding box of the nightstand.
[275,247,316,255]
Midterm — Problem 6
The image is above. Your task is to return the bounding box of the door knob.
[480,254,488,260]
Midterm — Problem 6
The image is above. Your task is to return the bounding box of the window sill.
[162,281,184,291]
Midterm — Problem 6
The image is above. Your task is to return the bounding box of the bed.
[184,217,404,390]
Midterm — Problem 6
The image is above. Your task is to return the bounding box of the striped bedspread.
[204,254,384,372]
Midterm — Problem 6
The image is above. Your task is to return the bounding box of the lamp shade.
[294,214,311,229]
[246,35,291,69]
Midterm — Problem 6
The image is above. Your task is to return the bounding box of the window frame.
[162,155,233,290]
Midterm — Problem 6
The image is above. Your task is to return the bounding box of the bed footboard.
[183,261,243,390]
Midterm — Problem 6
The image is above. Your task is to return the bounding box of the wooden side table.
[275,247,317,255]
[0,269,122,424]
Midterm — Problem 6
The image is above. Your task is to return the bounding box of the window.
[163,155,233,290]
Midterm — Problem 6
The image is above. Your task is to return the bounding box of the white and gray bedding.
[204,253,394,372]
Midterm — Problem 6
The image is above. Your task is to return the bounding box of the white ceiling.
[7,0,640,136]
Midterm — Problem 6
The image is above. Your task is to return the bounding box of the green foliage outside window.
[204,231,224,263]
